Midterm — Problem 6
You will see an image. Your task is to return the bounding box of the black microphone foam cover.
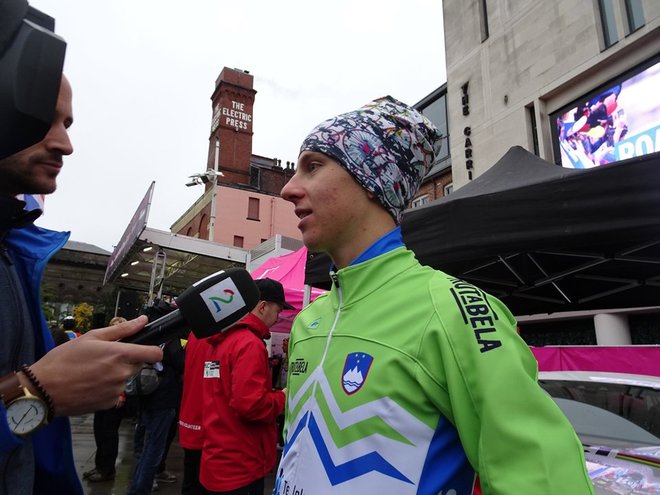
[0,5,67,159]
[177,267,260,339]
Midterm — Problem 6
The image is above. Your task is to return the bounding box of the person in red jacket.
[200,278,292,494]
[178,331,212,495]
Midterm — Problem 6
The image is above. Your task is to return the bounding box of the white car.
[539,371,660,494]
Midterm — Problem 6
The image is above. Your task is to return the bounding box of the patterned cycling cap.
[299,95,442,223]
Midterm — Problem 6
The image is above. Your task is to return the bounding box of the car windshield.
[539,378,660,449]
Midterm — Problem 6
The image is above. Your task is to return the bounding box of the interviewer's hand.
[29,316,162,416]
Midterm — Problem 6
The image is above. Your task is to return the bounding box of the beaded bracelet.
[20,364,55,422]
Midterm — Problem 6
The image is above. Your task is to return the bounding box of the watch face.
[7,397,47,435]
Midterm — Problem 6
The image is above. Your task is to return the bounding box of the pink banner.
[531,346,660,377]
[250,247,326,335]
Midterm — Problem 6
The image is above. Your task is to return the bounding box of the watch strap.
[0,372,24,407]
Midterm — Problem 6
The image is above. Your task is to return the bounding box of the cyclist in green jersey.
[274,96,595,495]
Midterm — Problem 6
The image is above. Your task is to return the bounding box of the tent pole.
[114,288,122,317]
[594,313,631,345]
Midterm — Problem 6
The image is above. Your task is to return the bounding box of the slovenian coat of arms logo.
[341,353,374,394]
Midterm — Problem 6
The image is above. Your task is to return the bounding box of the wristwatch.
[0,372,48,436]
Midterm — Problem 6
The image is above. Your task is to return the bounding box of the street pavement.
[71,413,275,494]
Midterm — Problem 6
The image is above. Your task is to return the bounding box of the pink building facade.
[172,184,300,249]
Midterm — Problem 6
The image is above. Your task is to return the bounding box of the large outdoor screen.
[551,57,660,168]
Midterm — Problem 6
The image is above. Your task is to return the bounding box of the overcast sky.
[28,0,446,252]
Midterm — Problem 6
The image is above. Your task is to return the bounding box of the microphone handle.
[122,310,187,345]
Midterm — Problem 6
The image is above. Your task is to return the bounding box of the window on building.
[250,166,261,189]
[624,0,644,33]
[598,0,619,48]
[411,195,429,208]
[479,0,489,42]
[233,236,244,248]
[421,94,450,163]
[444,183,453,196]
[527,103,540,156]
[247,197,260,221]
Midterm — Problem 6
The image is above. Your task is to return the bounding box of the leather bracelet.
[20,364,55,421]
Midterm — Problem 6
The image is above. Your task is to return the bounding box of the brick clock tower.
[207,67,256,187]
[171,66,301,248]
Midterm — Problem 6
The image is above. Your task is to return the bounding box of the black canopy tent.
[400,146,660,316]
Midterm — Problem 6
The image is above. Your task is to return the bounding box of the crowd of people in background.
[74,279,290,495]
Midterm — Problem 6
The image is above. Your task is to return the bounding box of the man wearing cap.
[275,96,594,494]
[200,278,292,494]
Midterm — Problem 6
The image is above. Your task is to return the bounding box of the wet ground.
[71,413,275,494]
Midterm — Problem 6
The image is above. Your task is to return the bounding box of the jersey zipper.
[330,271,339,289]
[304,270,343,429]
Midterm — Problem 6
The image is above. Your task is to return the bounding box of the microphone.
[122,267,260,345]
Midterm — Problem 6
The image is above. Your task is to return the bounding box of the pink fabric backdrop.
[531,346,660,377]
[250,247,326,335]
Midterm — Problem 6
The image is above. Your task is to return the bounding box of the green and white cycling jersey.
[274,247,594,495]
